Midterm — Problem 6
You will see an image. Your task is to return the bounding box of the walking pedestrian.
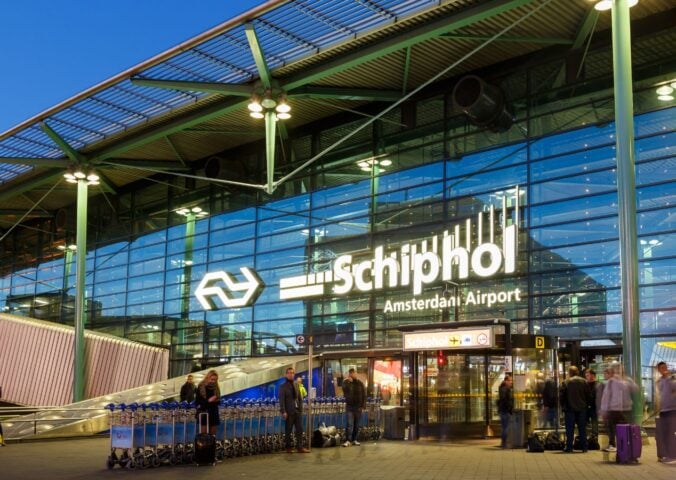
[195,370,220,435]
[180,374,196,402]
[655,361,675,463]
[599,363,637,452]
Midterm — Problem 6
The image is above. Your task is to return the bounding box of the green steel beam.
[0,157,69,167]
[612,0,641,425]
[40,122,87,164]
[552,7,599,89]
[441,33,573,45]
[90,0,532,164]
[97,158,191,170]
[89,98,243,161]
[572,8,600,50]
[165,135,187,167]
[402,46,411,95]
[245,23,273,89]
[130,78,252,96]
[282,0,533,91]
[96,171,118,195]
[288,86,401,101]
[0,170,63,203]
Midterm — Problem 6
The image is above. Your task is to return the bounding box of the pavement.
[0,436,674,480]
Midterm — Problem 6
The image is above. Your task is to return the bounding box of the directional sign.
[296,335,313,346]
[195,268,264,309]
[535,336,545,349]
[403,328,494,351]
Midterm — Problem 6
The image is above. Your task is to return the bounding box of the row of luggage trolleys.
[106,397,383,469]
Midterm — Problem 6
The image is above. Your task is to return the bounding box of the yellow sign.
[535,336,545,349]
[403,328,493,351]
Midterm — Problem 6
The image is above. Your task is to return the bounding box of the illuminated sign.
[280,187,520,300]
[195,268,264,309]
[402,328,494,351]
[196,187,523,310]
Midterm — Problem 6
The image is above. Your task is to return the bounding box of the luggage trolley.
[106,403,145,469]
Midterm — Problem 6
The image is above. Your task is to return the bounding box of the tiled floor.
[1,436,674,480]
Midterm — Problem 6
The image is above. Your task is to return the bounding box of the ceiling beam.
[40,122,87,164]
[0,170,63,203]
[89,0,533,164]
[281,0,533,91]
[288,86,401,101]
[87,97,242,160]
[552,7,599,89]
[165,135,188,167]
[402,46,412,95]
[441,33,573,45]
[130,78,252,96]
[97,158,192,170]
[245,23,273,89]
[0,157,69,167]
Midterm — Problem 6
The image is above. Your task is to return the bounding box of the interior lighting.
[656,85,674,96]
[250,111,265,119]
[247,96,263,112]
[593,0,637,10]
[658,95,674,102]
[380,159,393,167]
[261,91,277,109]
[64,166,100,186]
[276,112,291,120]
[176,206,208,218]
[275,97,291,113]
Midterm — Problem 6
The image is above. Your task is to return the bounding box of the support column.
[73,179,88,402]
[179,213,196,345]
[265,111,277,195]
[612,0,642,424]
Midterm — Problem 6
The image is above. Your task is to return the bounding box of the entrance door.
[416,351,487,437]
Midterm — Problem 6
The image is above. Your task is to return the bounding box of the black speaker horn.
[452,75,513,133]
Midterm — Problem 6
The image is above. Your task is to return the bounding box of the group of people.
[179,366,366,453]
[497,362,674,458]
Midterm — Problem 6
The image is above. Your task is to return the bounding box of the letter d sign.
[535,336,545,349]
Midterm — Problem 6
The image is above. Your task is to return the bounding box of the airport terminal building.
[0,0,673,436]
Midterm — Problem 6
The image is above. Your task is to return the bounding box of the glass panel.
[374,359,401,407]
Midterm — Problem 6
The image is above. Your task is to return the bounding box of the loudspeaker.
[452,75,513,133]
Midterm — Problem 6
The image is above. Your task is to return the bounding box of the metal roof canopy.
[0,0,673,210]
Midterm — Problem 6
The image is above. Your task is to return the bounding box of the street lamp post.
[63,167,99,402]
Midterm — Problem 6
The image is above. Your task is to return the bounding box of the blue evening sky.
[0,0,263,133]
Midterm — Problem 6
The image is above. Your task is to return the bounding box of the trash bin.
[381,406,406,440]
[507,409,526,448]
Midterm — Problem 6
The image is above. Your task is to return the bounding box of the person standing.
[279,367,310,453]
[180,374,196,402]
[585,369,599,437]
[561,366,590,452]
[195,370,220,435]
[655,361,675,463]
[342,368,366,447]
[497,374,514,448]
[599,363,637,452]
[541,374,558,429]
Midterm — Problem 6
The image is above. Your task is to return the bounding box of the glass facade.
[0,57,674,389]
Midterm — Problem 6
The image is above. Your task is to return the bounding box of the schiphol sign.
[195,187,524,311]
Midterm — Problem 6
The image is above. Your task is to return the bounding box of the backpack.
[527,433,545,452]
[544,431,564,450]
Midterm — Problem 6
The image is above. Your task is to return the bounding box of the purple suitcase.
[655,415,676,460]
[616,424,641,463]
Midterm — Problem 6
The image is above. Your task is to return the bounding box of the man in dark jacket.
[279,367,310,453]
[561,366,591,452]
[342,368,366,447]
[497,374,514,448]
[179,374,196,402]
[541,375,558,428]
[585,369,599,437]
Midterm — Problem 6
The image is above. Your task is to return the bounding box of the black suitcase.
[195,413,216,466]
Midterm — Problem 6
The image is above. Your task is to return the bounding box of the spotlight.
[276,112,291,120]
[250,111,264,119]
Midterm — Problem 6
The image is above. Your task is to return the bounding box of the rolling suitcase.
[195,413,217,466]
[615,424,641,463]
[655,415,676,461]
